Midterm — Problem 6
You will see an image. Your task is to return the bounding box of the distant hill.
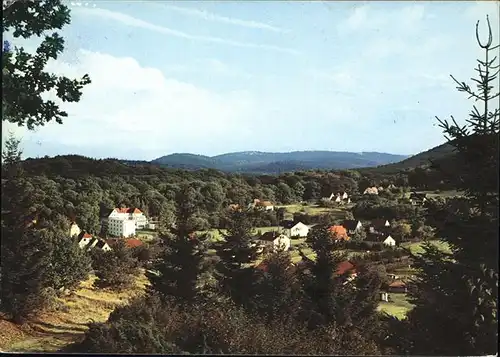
[359,142,457,173]
[150,150,408,174]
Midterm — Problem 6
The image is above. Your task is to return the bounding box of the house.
[335,261,358,284]
[259,232,290,252]
[283,221,309,238]
[107,216,136,238]
[363,187,379,195]
[409,192,428,205]
[340,192,349,200]
[328,225,350,241]
[380,292,389,302]
[147,223,156,230]
[78,232,95,249]
[342,220,363,235]
[383,235,396,247]
[107,238,143,249]
[249,199,274,211]
[388,280,407,293]
[228,204,241,211]
[95,239,112,252]
[378,186,384,191]
[103,208,148,236]
[334,195,342,203]
[69,222,81,238]
[369,219,391,233]
[387,184,397,190]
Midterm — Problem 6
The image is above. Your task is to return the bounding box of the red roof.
[115,207,143,214]
[336,261,356,275]
[125,238,143,248]
[389,280,406,288]
[328,225,349,240]
[83,233,92,239]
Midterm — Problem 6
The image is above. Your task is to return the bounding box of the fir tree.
[386,16,499,355]
[213,209,259,308]
[0,135,52,322]
[148,184,212,304]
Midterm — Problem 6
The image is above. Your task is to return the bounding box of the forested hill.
[149,150,408,173]
[358,142,457,174]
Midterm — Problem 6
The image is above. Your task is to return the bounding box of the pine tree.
[252,249,302,323]
[386,16,499,355]
[148,184,212,304]
[0,135,52,322]
[213,209,259,308]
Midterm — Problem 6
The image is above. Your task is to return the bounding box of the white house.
[383,235,396,247]
[284,222,309,238]
[108,216,136,237]
[273,234,291,252]
[95,239,112,252]
[78,232,94,249]
[334,195,342,203]
[363,187,379,195]
[70,222,81,238]
[341,192,349,200]
[108,207,148,229]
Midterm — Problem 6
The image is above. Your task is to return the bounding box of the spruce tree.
[386,16,499,355]
[148,184,212,304]
[0,135,52,322]
[213,209,259,308]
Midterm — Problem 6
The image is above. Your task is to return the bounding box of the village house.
[369,219,391,234]
[341,220,363,235]
[388,280,408,293]
[107,238,143,249]
[259,231,291,252]
[282,221,309,238]
[328,225,350,241]
[363,187,379,195]
[77,232,112,252]
[383,235,397,247]
[69,221,81,238]
[409,192,428,205]
[335,260,358,284]
[78,232,95,249]
[249,199,274,211]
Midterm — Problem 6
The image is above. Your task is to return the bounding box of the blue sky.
[3,1,499,160]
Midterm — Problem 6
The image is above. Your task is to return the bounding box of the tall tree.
[0,136,52,322]
[2,0,91,129]
[148,184,212,304]
[213,209,259,308]
[386,16,499,356]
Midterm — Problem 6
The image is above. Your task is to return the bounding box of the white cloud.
[73,7,300,55]
[161,4,290,34]
[164,58,252,79]
[10,50,260,159]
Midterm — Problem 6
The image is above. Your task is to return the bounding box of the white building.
[284,221,309,238]
[383,235,396,247]
[273,234,291,252]
[78,233,95,249]
[108,208,148,229]
[108,216,136,237]
[70,222,81,238]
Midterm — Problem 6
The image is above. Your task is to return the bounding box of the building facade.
[107,216,136,237]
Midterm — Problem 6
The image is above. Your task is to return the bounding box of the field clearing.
[404,190,461,199]
[136,230,158,242]
[401,240,452,255]
[278,203,349,217]
[1,273,149,353]
[377,293,414,320]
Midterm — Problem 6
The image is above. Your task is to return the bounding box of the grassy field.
[277,203,349,219]
[401,239,452,255]
[377,293,414,320]
[135,229,158,242]
[404,190,461,199]
[0,273,149,353]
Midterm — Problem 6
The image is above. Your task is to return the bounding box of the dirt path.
[1,273,148,353]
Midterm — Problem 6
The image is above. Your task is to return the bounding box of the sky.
[2,0,499,160]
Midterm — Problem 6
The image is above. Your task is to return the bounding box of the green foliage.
[213,209,259,307]
[2,0,91,129]
[148,184,213,303]
[92,241,139,291]
[386,17,499,356]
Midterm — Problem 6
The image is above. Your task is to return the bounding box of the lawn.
[401,239,452,255]
[135,229,158,242]
[1,273,149,353]
[278,203,348,218]
[377,293,414,320]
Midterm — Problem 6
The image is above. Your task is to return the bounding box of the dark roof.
[410,192,427,199]
[282,220,296,229]
[371,219,389,229]
[95,240,108,249]
[342,220,360,231]
[260,231,280,241]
